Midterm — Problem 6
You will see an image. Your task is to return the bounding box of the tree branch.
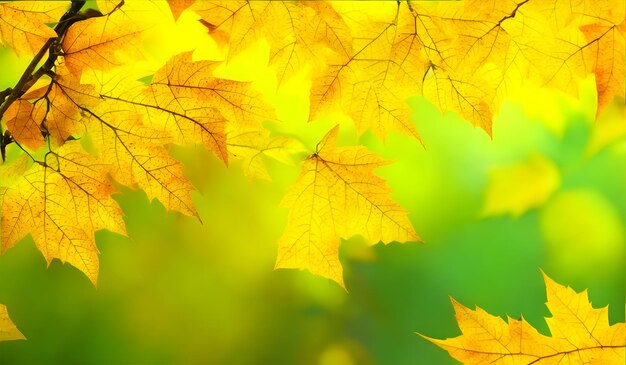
[0,0,87,162]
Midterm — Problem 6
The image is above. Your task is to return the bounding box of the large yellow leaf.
[276,126,419,288]
[45,66,200,218]
[61,0,153,74]
[422,273,626,364]
[0,1,66,56]
[0,304,24,341]
[0,143,126,284]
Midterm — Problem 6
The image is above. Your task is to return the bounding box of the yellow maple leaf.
[0,142,126,284]
[192,1,352,88]
[0,304,24,341]
[310,2,425,139]
[41,65,201,218]
[275,126,419,288]
[500,0,624,116]
[0,1,66,56]
[421,273,626,364]
[84,101,198,218]
[61,0,153,74]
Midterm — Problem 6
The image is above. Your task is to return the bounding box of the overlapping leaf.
[78,87,199,218]
[309,2,425,139]
[192,1,352,88]
[0,1,66,56]
[0,143,126,284]
[61,0,151,74]
[422,273,626,364]
[227,126,303,180]
[276,126,419,288]
[4,99,45,150]
[0,0,624,296]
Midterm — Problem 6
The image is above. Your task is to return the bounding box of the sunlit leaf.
[276,126,419,288]
[421,273,626,364]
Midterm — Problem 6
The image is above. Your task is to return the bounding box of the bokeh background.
[0,2,624,364]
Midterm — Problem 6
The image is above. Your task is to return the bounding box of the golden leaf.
[0,304,25,341]
[99,53,229,163]
[84,103,198,218]
[310,2,425,139]
[0,1,66,56]
[276,126,419,288]
[4,99,45,150]
[421,273,626,364]
[0,142,126,284]
[192,1,352,87]
[61,0,148,74]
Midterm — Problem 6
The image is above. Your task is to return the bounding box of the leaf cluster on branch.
[0,1,624,360]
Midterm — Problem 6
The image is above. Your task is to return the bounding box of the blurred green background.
[0,22,625,365]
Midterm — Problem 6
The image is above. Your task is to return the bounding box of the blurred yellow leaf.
[482,154,560,217]
[422,273,626,364]
[586,100,626,157]
[227,127,304,180]
[540,189,625,278]
[275,126,419,288]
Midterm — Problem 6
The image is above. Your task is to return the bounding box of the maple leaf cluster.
[0,1,624,360]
